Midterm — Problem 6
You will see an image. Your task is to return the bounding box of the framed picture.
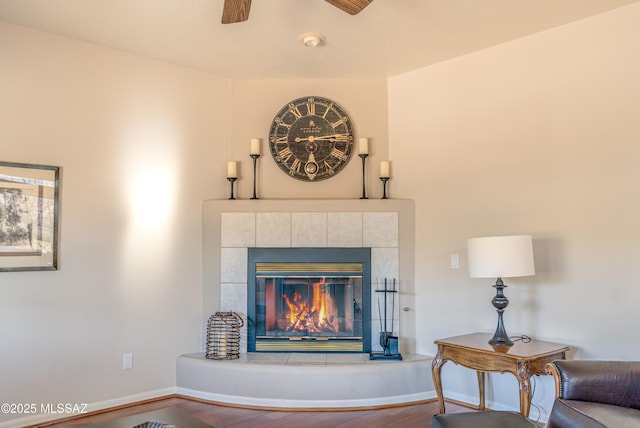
[0,161,60,271]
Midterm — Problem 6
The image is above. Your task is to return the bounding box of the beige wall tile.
[292,212,327,247]
[327,212,363,247]
[256,212,291,247]
[363,212,398,247]
[221,212,256,247]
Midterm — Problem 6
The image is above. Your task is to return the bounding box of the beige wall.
[389,2,640,416]
[0,21,230,425]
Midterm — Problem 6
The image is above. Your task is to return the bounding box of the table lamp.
[467,235,535,346]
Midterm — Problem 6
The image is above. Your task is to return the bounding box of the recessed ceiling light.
[299,33,324,48]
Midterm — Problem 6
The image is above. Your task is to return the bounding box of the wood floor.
[31,396,476,428]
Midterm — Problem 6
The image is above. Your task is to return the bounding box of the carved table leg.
[431,345,446,414]
[517,360,532,417]
[476,371,486,411]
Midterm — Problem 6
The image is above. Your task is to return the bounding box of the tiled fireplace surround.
[203,199,417,355]
[176,199,433,408]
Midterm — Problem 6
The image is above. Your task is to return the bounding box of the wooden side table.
[432,332,569,417]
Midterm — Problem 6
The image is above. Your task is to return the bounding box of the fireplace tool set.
[370,278,402,360]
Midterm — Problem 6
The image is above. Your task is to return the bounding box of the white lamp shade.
[467,235,535,278]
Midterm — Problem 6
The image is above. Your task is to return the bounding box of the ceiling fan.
[221,0,373,24]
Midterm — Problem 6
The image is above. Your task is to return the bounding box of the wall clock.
[269,96,355,181]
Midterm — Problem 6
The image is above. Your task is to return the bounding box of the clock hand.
[294,134,345,143]
[294,136,336,143]
[313,134,350,142]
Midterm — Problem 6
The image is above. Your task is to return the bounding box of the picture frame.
[0,161,60,271]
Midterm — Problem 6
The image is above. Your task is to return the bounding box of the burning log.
[286,305,308,332]
[281,282,341,334]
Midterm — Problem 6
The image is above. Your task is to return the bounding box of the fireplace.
[248,248,371,353]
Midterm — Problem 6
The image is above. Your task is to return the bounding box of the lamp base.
[488,278,514,347]
[489,317,514,347]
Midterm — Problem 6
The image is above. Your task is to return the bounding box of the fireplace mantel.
[202,199,416,355]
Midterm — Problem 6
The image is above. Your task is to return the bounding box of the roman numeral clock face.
[269,96,354,181]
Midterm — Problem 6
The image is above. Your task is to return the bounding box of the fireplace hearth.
[248,248,371,353]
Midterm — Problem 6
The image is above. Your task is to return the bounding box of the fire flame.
[281,278,339,333]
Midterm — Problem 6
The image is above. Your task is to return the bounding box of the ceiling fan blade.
[325,0,373,15]
[222,0,252,24]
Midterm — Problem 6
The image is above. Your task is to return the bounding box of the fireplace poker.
[376,279,384,333]
[391,278,396,334]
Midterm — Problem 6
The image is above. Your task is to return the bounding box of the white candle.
[358,137,369,155]
[218,331,228,358]
[380,161,390,178]
[250,138,261,155]
[227,161,237,178]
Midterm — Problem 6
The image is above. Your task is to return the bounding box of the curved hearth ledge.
[177,353,435,408]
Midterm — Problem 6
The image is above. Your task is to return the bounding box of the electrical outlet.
[122,353,133,370]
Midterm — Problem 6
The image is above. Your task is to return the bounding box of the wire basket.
[206,311,244,360]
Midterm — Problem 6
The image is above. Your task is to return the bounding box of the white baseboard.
[0,387,176,428]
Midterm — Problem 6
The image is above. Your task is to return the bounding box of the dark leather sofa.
[545,360,640,427]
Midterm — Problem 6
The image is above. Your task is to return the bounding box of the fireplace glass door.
[248,248,371,353]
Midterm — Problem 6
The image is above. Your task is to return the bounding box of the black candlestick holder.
[250,154,260,200]
[227,177,237,200]
[359,153,369,199]
[380,177,390,199]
